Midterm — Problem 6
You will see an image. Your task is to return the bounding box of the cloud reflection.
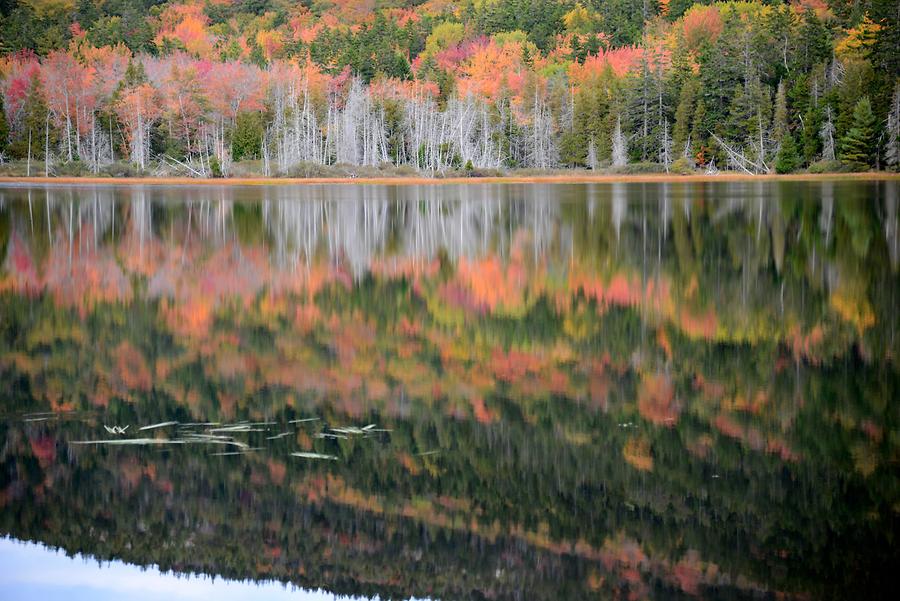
[0,537,373,601]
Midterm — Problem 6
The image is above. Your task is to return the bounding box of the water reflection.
[0,181,898,600]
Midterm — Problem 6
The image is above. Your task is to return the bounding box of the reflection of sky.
[0,537,379,601]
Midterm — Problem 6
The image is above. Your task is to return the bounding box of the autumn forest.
[0,0,899,177]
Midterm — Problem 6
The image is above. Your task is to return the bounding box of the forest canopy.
[0,0,898,176]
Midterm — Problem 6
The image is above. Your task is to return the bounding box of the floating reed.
[138,421,179,431]
[291,452,338,460]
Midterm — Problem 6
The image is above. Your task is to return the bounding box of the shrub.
[100,161,142,177]
[670,157,695,174]
[209,156,223,178]
[614,162,667,174]
[807,159,844,174]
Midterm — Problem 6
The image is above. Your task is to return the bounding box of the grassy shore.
[1,172,899,187]
[0,159,897,186]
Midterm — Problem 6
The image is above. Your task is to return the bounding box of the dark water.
[0,181,898,600]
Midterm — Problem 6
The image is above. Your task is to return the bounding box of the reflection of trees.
[1,181,899,600]
[6,181,896,281]
[260,184,565,276]
[0,319,896,600]
[2,181,899,357]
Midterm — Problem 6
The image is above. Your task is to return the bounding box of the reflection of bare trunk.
[45,193,52,247]
[129,188,152,262]
[27,189,34,235]
[68,199,73,271]
[885,183,898,270]
[612,183,626,242]
[820,182,834,246]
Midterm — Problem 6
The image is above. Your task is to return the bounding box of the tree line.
[0,0,898,176]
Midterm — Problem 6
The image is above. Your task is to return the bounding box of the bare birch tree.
[612,116,627,167]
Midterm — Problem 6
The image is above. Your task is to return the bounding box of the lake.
[0,180,897,600]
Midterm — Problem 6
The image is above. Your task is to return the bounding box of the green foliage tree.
[672,77,698,159]
[471,0,573,51]
[775,132,799,173]
[231,112,264,161]
[840,96,876,171]
[801,104,823,164]
[563,66,621,165]
[772,81,788,144]
[792,9,831,74]
[690,98,708,164]
[5,79,53,161]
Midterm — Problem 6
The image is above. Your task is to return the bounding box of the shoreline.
[1,172,898,187]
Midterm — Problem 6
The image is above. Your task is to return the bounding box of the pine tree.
[232,111,263,161]
[725,84,751,142]
[772,81,788,144]
[6,79,53,161]
[672,78,697,158]
[801,105,822,163]
[839,96,876,171]
[690,99,707,164]
[775,132,799,173]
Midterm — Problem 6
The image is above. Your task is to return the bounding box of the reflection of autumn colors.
[1,181,899,599]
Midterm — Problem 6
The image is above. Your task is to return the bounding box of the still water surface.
[0,181,897,600]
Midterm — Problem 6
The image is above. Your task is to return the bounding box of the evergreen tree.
[793,9,832,73]
[566,66,619,164]
[835,61,873,141]
[6,79,53,160]
[775,132,799,173]
[839,96,876,171]
[231,112,264,161]
[690,99,708,164]
[801,105,823,163]
[725,84,752,142]
[772,81,788,144]
[672,78,698,158]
